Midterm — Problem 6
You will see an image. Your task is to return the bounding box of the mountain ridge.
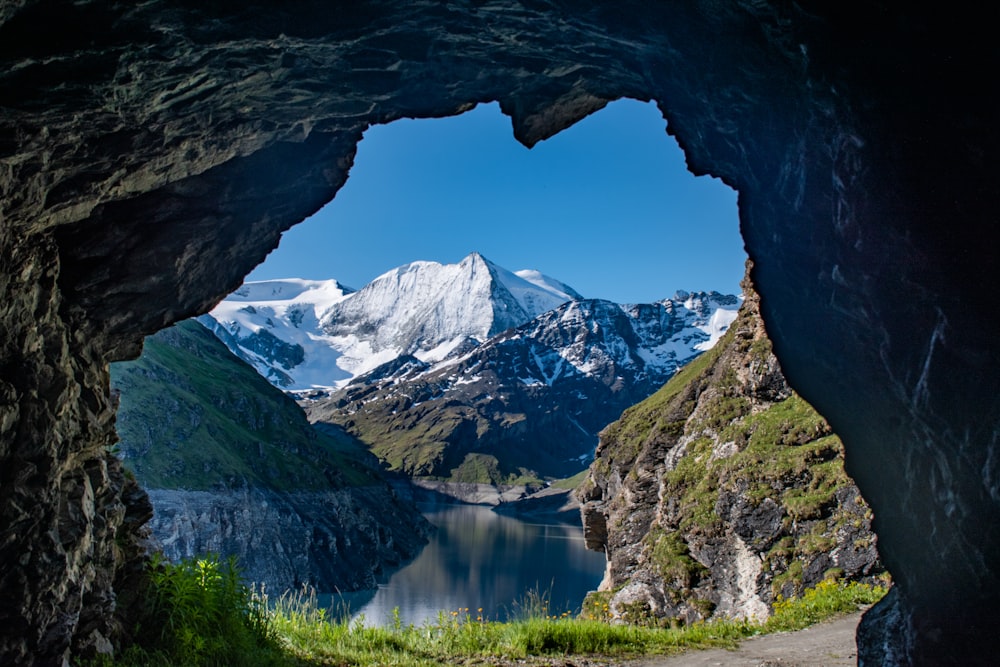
[204,252,585,390]
[305,291,740,485]
[203,252,741,491]
[205,252,738,393]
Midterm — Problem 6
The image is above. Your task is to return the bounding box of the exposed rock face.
[0,2,998,665]
[0,235,154,664]
[147,487,424,593]
[578,271,883,623]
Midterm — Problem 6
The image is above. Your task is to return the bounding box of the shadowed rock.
[1,2,998,665]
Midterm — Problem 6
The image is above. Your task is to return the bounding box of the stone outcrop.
[1,2,998,665]
[578,269,882,623]
[147,487,425,594]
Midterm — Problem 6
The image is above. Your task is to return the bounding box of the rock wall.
[148,487,426,594]
[0,233,152,663]
[1,2,998,665]
[578,269,882,623]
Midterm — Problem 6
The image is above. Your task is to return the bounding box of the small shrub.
[95,554,283,667]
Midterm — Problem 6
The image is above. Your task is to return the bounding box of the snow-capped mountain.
[203,252,582,390]
[203,251,741,483]
[199,278,355,388]
[305,292,741,482]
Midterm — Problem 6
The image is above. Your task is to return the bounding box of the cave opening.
[245,99,746,305]
[118,94,893,632]
[112,97,765,626]
[2,3,998,664]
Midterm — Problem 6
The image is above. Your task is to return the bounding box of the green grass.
[86,557,888,667]
[83,554,288,667]
[765,577,889,632]
[549,468,591,490]
[600,342,724,456]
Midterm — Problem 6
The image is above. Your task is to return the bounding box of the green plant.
[88,557,889,667]
[647,529,709,590]
[766,577,889,632]
[95,554,284,667]
[508,582,570,621]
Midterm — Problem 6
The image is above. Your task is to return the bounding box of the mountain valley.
[110,253,881,630]
[203,253,740,490]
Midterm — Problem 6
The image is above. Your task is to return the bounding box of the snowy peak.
[482,255,582,324]
[204,253,582,390]
[214,278,355,333]
[659,290,741,351]
[461,292,740,389]
[513,269,583,302]
[318,252,578,357]
[226,278,355,305]
[204,251,741,395]
[202,277,357,389]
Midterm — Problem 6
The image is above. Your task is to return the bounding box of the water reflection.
[325,503,606,627]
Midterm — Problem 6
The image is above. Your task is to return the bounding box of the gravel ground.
[624,612,861,667]
[470,611,862,667]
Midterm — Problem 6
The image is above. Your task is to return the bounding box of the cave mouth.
[245,99,746,306]
[2,3,998,665]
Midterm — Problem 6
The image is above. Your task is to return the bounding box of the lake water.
[327,503,606,627]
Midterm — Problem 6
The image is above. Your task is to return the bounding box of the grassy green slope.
[111,320,381,491]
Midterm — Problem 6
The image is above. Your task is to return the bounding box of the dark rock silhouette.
[1,3,997,665]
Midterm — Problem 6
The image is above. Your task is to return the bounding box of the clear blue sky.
[246,99,746,304]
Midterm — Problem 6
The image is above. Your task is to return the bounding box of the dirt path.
[626,612,861,667]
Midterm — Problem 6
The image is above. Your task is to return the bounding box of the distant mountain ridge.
[203,252,582,390]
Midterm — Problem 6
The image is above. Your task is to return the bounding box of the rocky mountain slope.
[110,319,430,593]
[305,291,740,487]
[577,270,882,623]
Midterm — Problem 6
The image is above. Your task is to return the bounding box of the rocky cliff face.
[1,2,998,665]
[111,319,430,594]
[0,237,154,664]
[579,272,882,623]
[147,487,422,593]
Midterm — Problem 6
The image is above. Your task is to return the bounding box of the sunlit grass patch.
[88,556,889,667]
[764,576,890,633]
